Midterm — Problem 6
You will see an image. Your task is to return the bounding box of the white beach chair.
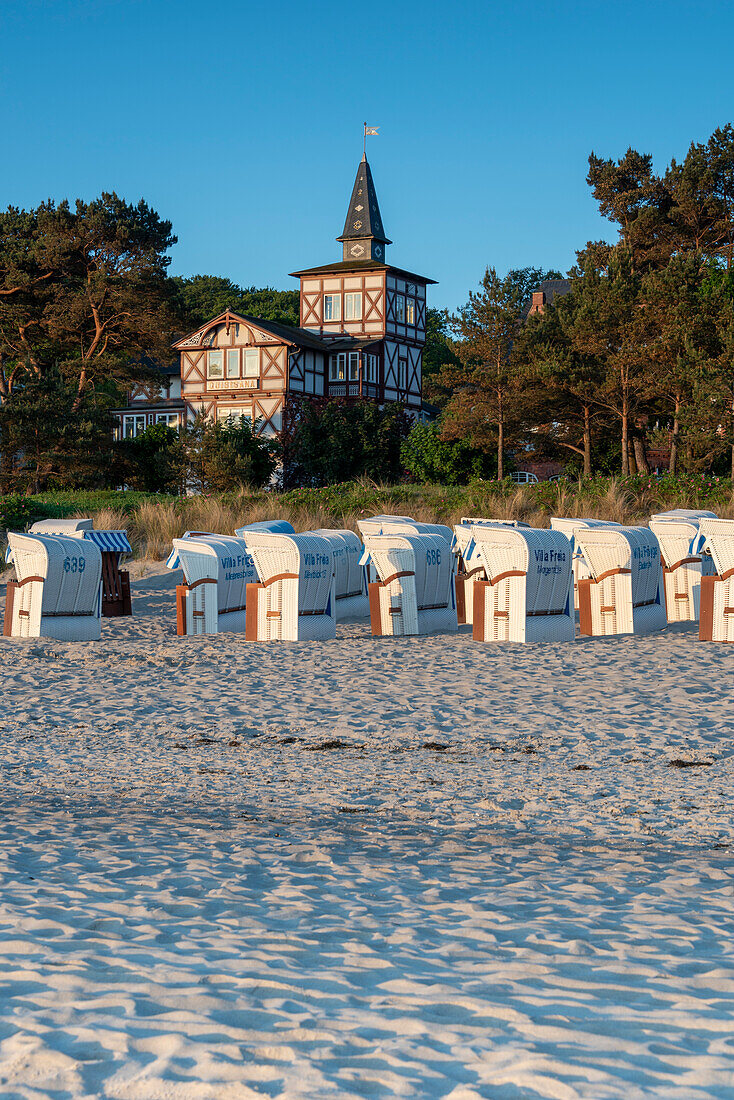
[650,509,717,522]
[356,515,415,538]
[243,531,336,641]
[4,532,102,641]
[28,518,133,617]
[168,533,257,636]
[574,526,667,636]
[649,516,714,623]
[311,529,368,619]
[549,518,622,610]
[453,519,533,624]
[30,518,94,535]
[697,519,734,642]
[361,531,458,637]
[469,526,574,643]
[234,520,295,536]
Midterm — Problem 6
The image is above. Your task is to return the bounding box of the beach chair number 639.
[63,556,86,574]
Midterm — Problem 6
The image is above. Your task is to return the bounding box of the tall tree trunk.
[670,397,681,475]
[583,405,592,478]
[730,397,734,480]
[621,395,629,476]
[628,438,638,475]
[497,388,504,480]
[633,430,650,474]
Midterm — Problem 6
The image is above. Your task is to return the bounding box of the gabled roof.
[172,310,327,352]
[337,155,391,245]
[289,260,437,284]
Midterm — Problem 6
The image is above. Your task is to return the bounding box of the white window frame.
[243,349,259,378]
[207,350,224,379]
[395,295,405,323]
[323,294,341,322]
[365,353,378,384]
[348,352,359,382]
[217,405,252,424]
[155,413,179,427]
[226,349,240,379]
[406,299,416,325]
[329,353,347,381]
[398,358,407,390]
[344,292,362,321]
[123,414,146,439]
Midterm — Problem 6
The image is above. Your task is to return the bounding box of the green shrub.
[401,423,495,484]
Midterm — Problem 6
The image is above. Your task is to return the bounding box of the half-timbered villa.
[113,153,435,438]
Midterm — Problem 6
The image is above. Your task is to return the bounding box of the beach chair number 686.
[426,549,441,565]
[63,556,86,574]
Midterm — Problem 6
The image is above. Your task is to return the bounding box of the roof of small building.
[289,260,437,284]
[537,278,572,302]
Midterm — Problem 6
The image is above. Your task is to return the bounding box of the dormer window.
[323,295,341,322]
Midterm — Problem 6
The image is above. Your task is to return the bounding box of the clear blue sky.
[3,0,733,310]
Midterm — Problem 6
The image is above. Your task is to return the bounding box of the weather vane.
[363,122,379,157]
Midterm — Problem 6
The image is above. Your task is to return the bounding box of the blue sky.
[2,0,733,310]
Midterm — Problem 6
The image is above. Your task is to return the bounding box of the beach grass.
[4,474,734,559]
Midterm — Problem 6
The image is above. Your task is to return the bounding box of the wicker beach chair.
[453,519,532,624]
[356,515,415,538]
[649,516,714,623]
[242,531,336,641]
[697,519,734,642]
[549,518,622,610]
[574,526,667,636]
[469,526,574,643]
[28,518,133,616]
[168,533,257,636]
[361,531,458,637]
[234,520,295,536]
[4,532,102,641]
[311,529,368,619]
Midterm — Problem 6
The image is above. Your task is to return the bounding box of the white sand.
[1,566,733,1099]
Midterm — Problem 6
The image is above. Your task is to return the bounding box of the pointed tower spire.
[337,156,392,263]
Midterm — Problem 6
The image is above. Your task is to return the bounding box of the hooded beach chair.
[549,518,622,610]
[453,519,532,624]
[361,531,458,636]
[234,520,295,536]
[356,515,415,538]
[574,526,667,636]
[649,515,715,623]
[469,526,574,643]
[168,533,257,636]
[310,529,368,619]
[242,531,336,641]
[697,519,734,642]
[29,518,133,616]
[4,532,102,641]
[650,509,717,522]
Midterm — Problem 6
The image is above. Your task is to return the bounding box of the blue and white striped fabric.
[166,546,181,570]
[82,530,132,554]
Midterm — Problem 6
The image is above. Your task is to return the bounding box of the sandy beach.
[1,565,733,1099]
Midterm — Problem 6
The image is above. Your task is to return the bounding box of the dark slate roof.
[537,278,571,304]
[289,260,437,285]
[522,278,572,319]
[337,156,391,245]
[234,313,327,351]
